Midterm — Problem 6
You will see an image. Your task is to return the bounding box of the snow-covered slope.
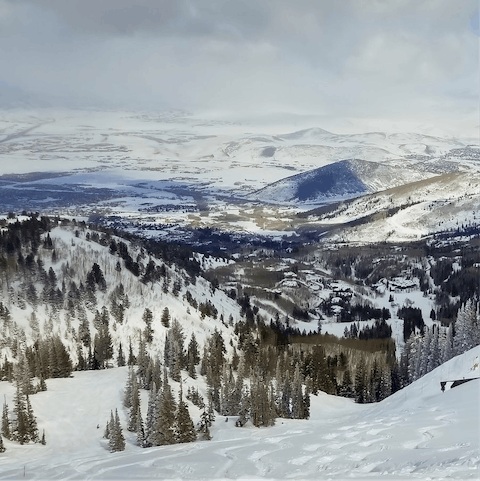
[250,159,436,205]
[312,172,480,243]
[0,346,478,479]
[0,221,241,369]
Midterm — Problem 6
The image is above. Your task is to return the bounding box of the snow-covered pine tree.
[103,420,110,439]
[12,383,28,444]
[108,409,125,452]
[161,307,170,328]
[187,333,200,378]
[114,408,125,452]
[175,387,196,443]
[142,308,154,344]
[236,386,250,427]
[454,299,479,355]
[127,340,136,366]
[291,364,306,419]
[1,400,10,440]
[127,375,140,432]
[197,406,212,440]
[25,395,39,443]
[250,377,275,427]
[339,369,354,398]
[144,382,157,447]
[117,342,126,367]
[136,406,146,448]
[156,375,177,445]
[354,356,367,404]
[441,324,454,363]
[0,433,5,453]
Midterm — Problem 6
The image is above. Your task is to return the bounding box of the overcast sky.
[1,0,478,129]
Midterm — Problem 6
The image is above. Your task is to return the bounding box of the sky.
[0,1,479,133]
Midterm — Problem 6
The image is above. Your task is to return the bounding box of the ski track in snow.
[0,347,478,480]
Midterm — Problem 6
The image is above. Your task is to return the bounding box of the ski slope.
[0,347,478,480]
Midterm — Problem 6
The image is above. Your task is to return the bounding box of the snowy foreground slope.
[0,347,478,480]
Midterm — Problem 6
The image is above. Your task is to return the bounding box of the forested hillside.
[0,214,478,456]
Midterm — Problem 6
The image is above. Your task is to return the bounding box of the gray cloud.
[0,0,478,128]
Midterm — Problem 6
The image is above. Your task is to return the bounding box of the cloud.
[0,0,478,126]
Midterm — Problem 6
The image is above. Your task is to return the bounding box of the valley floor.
[0,346,478,480]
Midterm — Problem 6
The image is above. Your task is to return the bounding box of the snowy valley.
[0,109,478,480]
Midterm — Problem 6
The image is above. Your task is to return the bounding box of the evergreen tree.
[442,324,454,363]
[161,307,170,328]
[127,375,140,432]
[108,409,125,452]
[339,369,354,398]
[145,382,157,447]
[103,420,110,439]
[40,429,46,445]
[12,384,28,444]
[117,342,126,367]
[127,340,136,366]
[187,333,200,379]
[156,376,177,445]
[1,401,10,440]
[175,387,196,443]
[197,406,212,440]
[123,367,134,409]
[25,395,38,443]
[136,406,146,448]
[142,308,154,344]
[354,356,367,404]
[290,364,306,419]
[454,299,478,355]
[250,377,275,427]
[0,433,5,453]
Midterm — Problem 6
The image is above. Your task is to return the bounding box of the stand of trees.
[400,298,480,385]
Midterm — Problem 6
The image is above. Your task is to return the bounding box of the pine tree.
[115,408,125,452]
[103,420,110,439]
[198,406,212,440]
[354,356,367,404]
[25,395,38,443]
[1,401,10,440]
[127,340,136,366]
[454,299,478,355]
[339,369,354,398]
[161,307,170,328]
[127,376,140,432]
[0,433,5,453]
[291,364,305,419]
[108,409,125,452]
[442,324,454,363]
[117,342,126,367]
[187,333,200,379]
[40,429,46,445]
[156,376,177,445]
[136,406,146,448]
[145,382,157,447]
[175,387,196,443]
[142,308,154,344]
[12,382,29,444]
[236,387,250,427]
[123,367,134,408]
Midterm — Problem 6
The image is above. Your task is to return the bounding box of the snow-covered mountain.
[307,171,480,243]
[250,159,437,205]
